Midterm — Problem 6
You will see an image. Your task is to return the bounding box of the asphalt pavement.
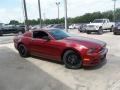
[0,35,14,44]
[0,47,72,90]
[0,30,120,90]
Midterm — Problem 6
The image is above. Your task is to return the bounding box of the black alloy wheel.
[63,50,82,69]
[18,44,29,57]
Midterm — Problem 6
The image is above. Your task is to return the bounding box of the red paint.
[14,29,108,66]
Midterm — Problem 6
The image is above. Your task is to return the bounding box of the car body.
[31,25,41,30]
[0,24,25,36]
[16,25,25,30]
[69,24,80,29]
[14,28,108,69]
[45,24,54,28]
[113,22,120,35]
[31,25,47,30]
[86,19,115,34]
[49,24,65,29]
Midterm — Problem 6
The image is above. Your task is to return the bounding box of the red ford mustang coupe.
[14,28,108,69]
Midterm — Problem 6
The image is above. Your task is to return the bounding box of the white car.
[86,19,115,34]
[69,24,80,29]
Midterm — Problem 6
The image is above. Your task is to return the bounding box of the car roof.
[30,28,60,32]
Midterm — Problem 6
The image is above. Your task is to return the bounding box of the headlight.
[87,48,96,54]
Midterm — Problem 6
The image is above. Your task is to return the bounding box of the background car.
[45,24,54,28]
[49,24,65,29]
[14,28,108,69]
[86,19,115,34]
[0,24,25,36]
[78,24,87,32]
[69,24,80,29]
[31,25,41,30]
[113,22,120,35]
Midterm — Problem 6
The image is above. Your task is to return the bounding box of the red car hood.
[63,36,106,48]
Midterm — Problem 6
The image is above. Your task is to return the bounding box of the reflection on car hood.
[64,36,106,48]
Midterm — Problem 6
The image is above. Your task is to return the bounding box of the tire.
[113,32,117,35]
[97,27,103,35]
[63,50,82,69]
[86,31,91,34]
[18,44,29,57]
[110,26,114,32]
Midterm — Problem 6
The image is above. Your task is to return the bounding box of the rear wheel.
[63,50,82,69]
[18,44,29,57]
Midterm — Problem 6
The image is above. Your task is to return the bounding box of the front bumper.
[83,48,108,66]
[86,27,99,31]
[113,29,120,34]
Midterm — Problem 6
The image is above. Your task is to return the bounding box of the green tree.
[20,8,120,25]
[9,20,20,25]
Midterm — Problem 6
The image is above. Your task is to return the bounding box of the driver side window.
[33,31,48,39]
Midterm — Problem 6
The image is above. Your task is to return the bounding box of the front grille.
[88,25,94,27]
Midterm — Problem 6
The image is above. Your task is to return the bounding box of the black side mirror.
[42,36,51,41]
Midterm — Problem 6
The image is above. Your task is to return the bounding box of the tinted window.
[48,29,70,40]
[93,20,104,23]
[33,31,48,39]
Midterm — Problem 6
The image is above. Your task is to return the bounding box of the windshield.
[48,29,70,40]
[93,19,104,23]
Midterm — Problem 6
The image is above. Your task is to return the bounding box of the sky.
[0,0,120,23]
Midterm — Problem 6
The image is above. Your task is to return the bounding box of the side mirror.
[42,36,51,41]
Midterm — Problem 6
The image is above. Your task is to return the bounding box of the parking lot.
[0,30,120,90]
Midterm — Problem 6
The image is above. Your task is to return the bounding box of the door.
[30,31,62,61]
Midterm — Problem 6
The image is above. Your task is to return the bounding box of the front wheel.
[63,50,82,69]
[97,27,103,35]
[18,44,29,57]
